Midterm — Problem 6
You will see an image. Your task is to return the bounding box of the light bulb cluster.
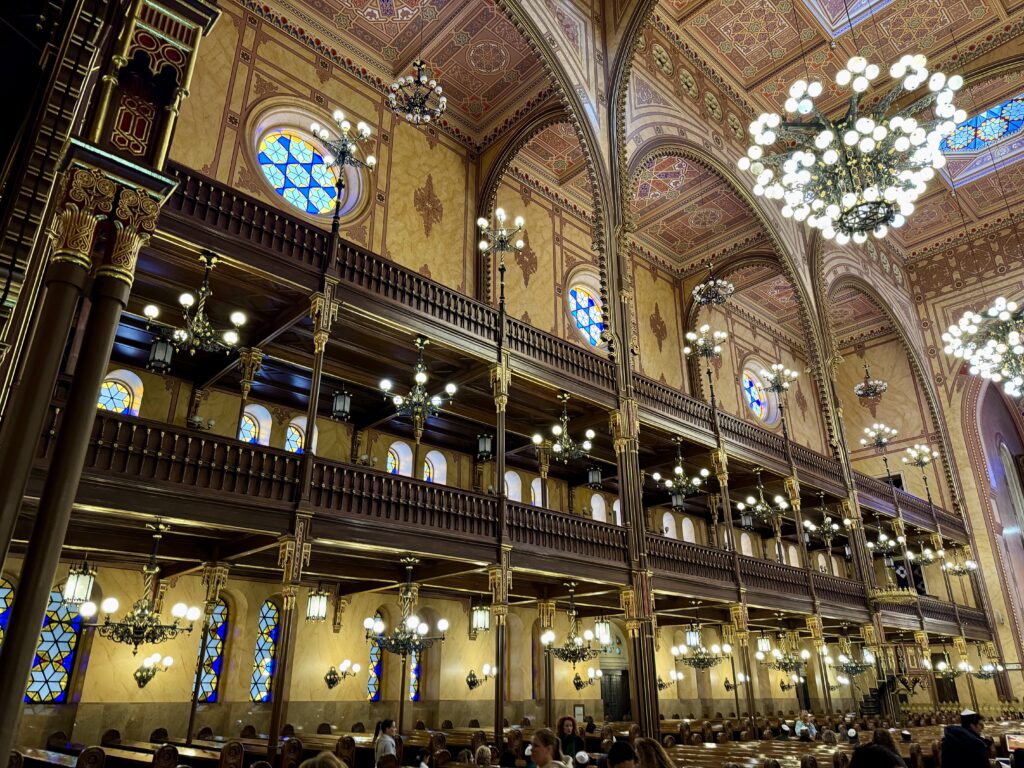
[854,364,888,404]
[737,469,789,530]
[692,261,735,307]
[761,363,799,395]
[860,423,898,452]
[379,335,456,426]
[477,207,526,259]
[388,60,446,125]
[672,626,731,670]
[532,392,595,463]
[311,110,377,172]
[903,443,940,469]
[133,652,174,688]
[835,648,875,677]
[943,297,1024,397]
[683,324,728,359]
[739,55,965,242]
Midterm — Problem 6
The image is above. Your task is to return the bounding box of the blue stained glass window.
[941,94,1024,152]
[196,599,228,703]
[422,458,434,482]
[409,648,421,701]
[239,414,260,444]
[0,577,13,646]
[387,449,400,475]
[742,370,768,421]
[26,585,82,703]
[98,380,133,415]
[250,600,279,702]
[285,424,304,454]
[257,131,339,215]
[568,286,605,347]
[367,610,382,701]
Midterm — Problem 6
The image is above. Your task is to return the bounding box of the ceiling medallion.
[388,59,446,125]
[738,55,966,244]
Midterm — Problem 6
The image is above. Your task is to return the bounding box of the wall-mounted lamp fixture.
[466,664,496,690]
[572,667,603,691]
[724,672,747,692]
[134,654,173,688]
[324,659,361,689]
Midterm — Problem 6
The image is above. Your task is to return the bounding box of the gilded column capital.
[784,476,801,508]
[488,552,512,606]
[711,448,728,483]
[48,166,117,271]
[490,356,512,413]
[238,347,264,399]
[278,515,312,584]
[94,184,162,286]
[332,593,351,634]
[282,584,299,611]
[538,600,555,630]
[201,561,230,614]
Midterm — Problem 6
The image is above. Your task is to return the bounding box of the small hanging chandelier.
[672,623,730,670]
[943,296,1024,397]
[540,583,601,667]
[142,252,247,365]
[692,260,735,307]
[389,59,446,125]
[648,438,710,511]
[854,364,888,407]
[531,393,595,463]
[756,633,809,674]
[803,492,842,549]
[941,546,979,577]
[362,558,448,657]
[736,468,789,530]
[835,636,874,677]
[739,55,965,243]
[306,585,329,623]
[380,336,457,443]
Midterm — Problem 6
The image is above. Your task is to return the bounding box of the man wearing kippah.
[941,709,990,767]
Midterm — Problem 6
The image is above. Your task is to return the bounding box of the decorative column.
[489,550,511,748]
[535,440,552,509]
[841,497,875,587]
[267,520,311,759]
[807,615,831,714]
[235,347,264,434]
[0,158,114,568]
[954,635,979,711]
[187,562,230,744]
[297,282,337,505]
[914,630,940,711]
[538,600,555,727]
[731,603,757,718]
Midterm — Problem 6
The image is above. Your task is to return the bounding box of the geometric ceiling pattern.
[516,122,587,185]
[828,284,895,348]
[726,262,806,340]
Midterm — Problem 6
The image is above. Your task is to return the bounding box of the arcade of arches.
[1,0,1024,757]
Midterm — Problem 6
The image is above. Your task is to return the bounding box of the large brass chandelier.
[672,624,730,670]
[738,55,965,243]
[755,633,810,674]
[79,523,200,655]
[389,59,446,125]
[532,393,595,463]
[943,297,1024,397]
[380,336,457,443]
[736,468,789,530]
[692,260,735,307]
[362,558,448,657]
[541,583,601,667]
[648,438,710,511]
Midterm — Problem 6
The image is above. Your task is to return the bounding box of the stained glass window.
[0,577,13,645]
[257,131,339,215]
[942,94,1024,152]
[239,413,260,444]
[196,599,228,703]
[387,449,400,475]
[422,458,434,482]
[409,648,421,701]
[285,424,304,454]
[568,286,604,347]
[98,379,133,415]
[26,584,82,703]
[742,370,768,421]
[367,610,382,701]
[250,600,279,702]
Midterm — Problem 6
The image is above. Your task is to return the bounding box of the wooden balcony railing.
[631,375,715,436]
[644,535,735,585]
[738,555,813,600]
[812,571,870,608]
[919,595,958,625]
[506,502,628,566]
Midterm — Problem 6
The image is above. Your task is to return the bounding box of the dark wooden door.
[600,670,631,720]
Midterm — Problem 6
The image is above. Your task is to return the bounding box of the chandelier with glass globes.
[362,559,448,658]
[388,59,447,125]
[379,335,457,437]
[943,296,1024,397]
[736,468,790,530]
[648,438,710,511]
[757,642,810,674]
[692,260,735,307]
[738,54,965,244]
[540,583,602,667]
[673,624,731,671]
[532,393,595,463]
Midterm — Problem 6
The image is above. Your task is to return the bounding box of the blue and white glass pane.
[367,611,382,701]
[285,425,304,454]
[941,95,1024,152]
[197,599,228,703]
[0,577,13,644]
[250,600,279,702]
[257,131,339,216]
[387,450,400,475]
[97,380,132,415]
[409,649,420,701]
[743,372,767,421]
[26,587,82,703]
[423,459,434,482]
[239,414,259,444]
[569,286,604,347]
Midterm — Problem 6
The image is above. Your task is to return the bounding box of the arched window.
[787,544,800,567]
[386,441,413,477]
[409,648,421,702]
[613,499,622,526]
[504,471,522,502]
[26,584,83,703]
[741,366,780,425]
[250,600,279,702]
[367,610,383,701]
[0,576,13,644]
[285,424,304,453]
[239,404,272,446]
[423,450,447,484]
[196,598,229,703]
[568,284,605,347]
[97,369,144,417]
[662,511,677,538]
[740,532,754,557]
[531,477,543,507]
[681,517,696,543]
[816,552,828,573]
[257,130,340,216]
[590,493,607,523]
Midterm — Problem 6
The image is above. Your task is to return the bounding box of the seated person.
[794,711,817,742]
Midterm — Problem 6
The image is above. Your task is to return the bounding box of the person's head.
[780,724,791,740]
[606,741,637,768]
[799,757,818,768]
[475,745,491,766]
[761,760,781,768]
[530,729,559,766]
[871,729,897,752]
[558,717,578,737]
[846,728,859,745]
[900,730,912,743]
[300,753,347,768]
[416,749,429,766]
[849,744,905,768]
[632,737,673,768]
[374,720,397,740]
[822,730,837,745]
[832,752,850,768]
[799,711,810,722]
[961,709,984,735]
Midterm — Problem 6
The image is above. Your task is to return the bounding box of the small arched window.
[409,648,421,702]
[504,471,522,502]
[250,600,279,702]
[787,544,800,567]
[423,450,447,484]
[26,584,83,703]
[740,532,754,557]
[681,517,696,543]
[367,610,383,701]
[662,511,677,539]
[613,499,622,526]
[0,576,13,644]
[531,477,543,507]
[591,493,607,522]
[285,423,304,453]
[97,369,144,417]
[386,441,413,477]
[240,404,272,446]
[196,598,229,703]
[568,283,605,347]
[816,552,828,572]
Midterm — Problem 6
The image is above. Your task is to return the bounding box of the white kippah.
[962,709,977,716]
[782,725,790,732]
[575,752,589,764]
[847,728,857,737]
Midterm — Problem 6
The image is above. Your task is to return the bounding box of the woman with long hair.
[556,717,585,758]
[528,729,564,768]
[632,737,674,768]
[374,719,398,765]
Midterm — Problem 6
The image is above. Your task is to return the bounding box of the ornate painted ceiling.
[828,283,896,348]
[726,262,806,340]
